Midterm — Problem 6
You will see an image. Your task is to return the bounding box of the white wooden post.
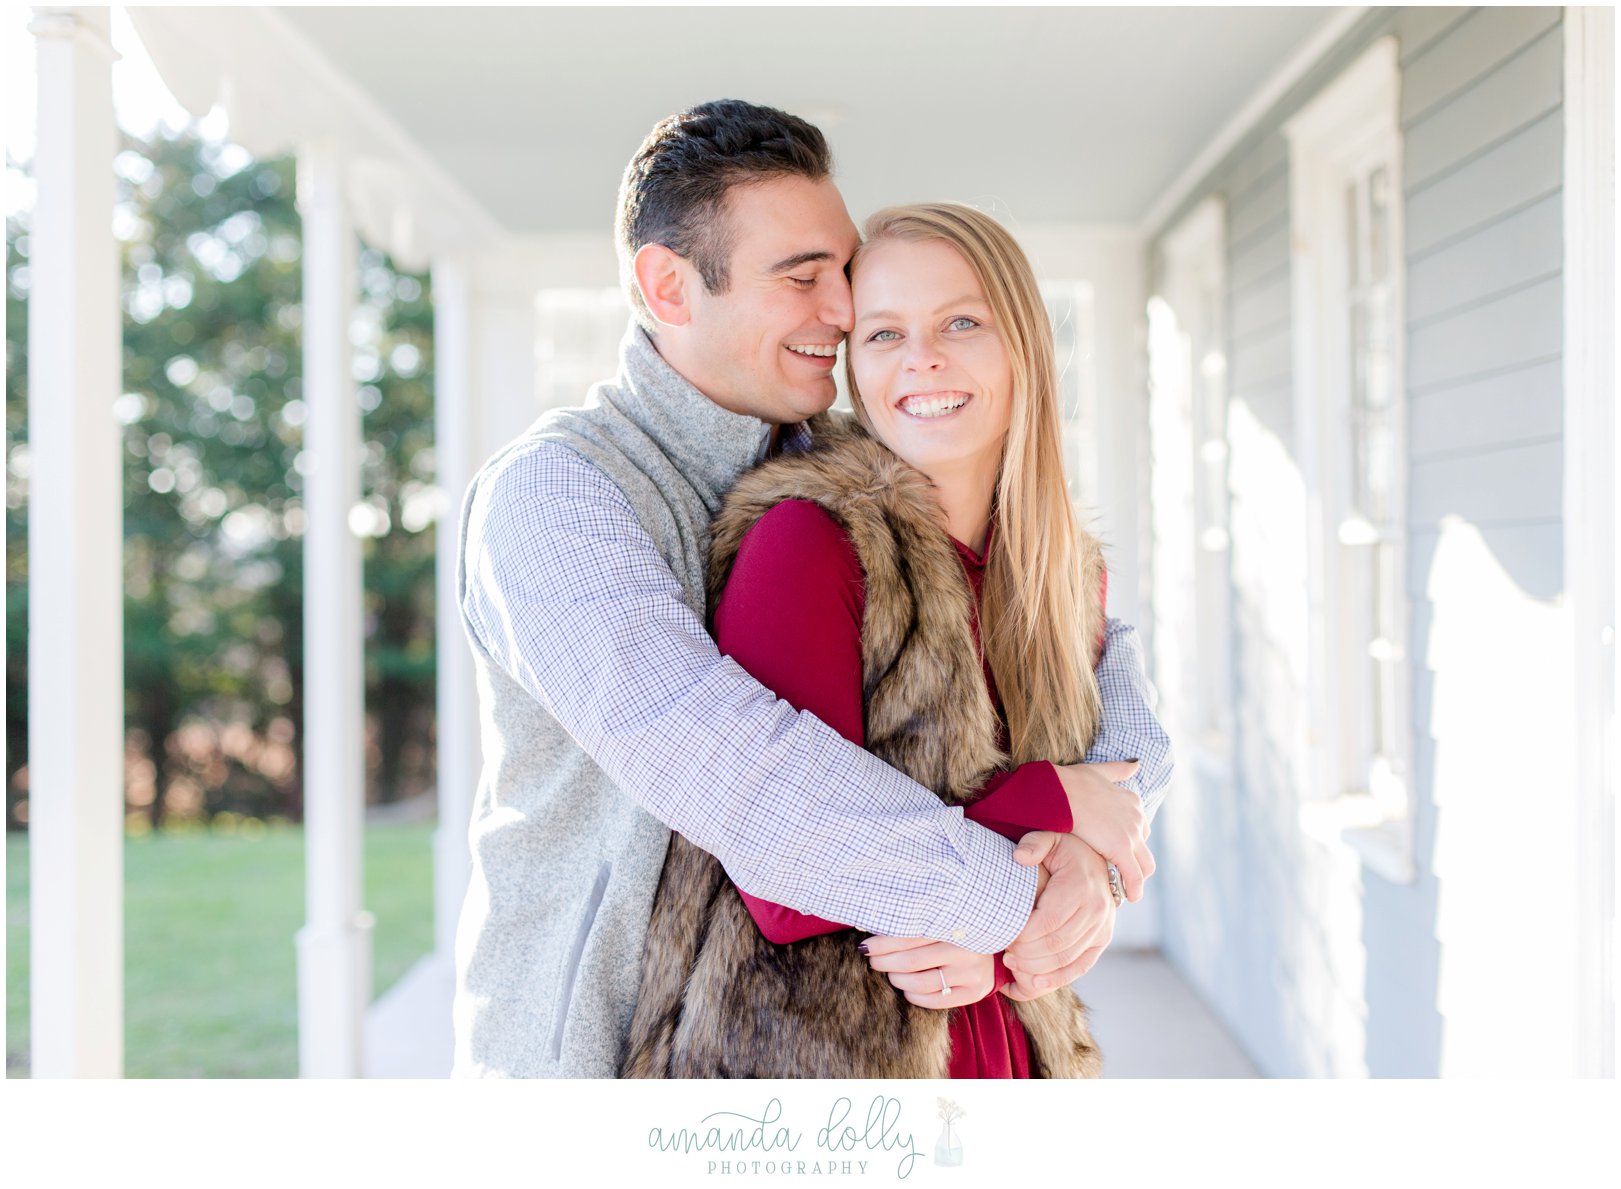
[471,259,544,458]
[26,4,123,1080]
[428,256,479,957]
[294,139,373,1078]
[427,255,539,957]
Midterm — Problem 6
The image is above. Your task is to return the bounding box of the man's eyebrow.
[855,295,988,322]
[766,251,837,275]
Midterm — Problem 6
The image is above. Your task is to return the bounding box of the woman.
[623,203,1146,1079]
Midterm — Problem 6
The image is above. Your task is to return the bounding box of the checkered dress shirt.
[462,420,1173,948]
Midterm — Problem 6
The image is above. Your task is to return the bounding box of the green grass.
[5,819,435,1078]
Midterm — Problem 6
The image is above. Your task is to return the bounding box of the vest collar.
[596,323,776,508]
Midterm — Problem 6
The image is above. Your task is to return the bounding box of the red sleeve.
[965,763,1072,840]
[714,500,867,944]
[993,952,1014,992]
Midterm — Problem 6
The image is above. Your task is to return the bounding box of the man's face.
[677,175,860,425]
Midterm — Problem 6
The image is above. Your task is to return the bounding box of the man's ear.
[632,244,693,328]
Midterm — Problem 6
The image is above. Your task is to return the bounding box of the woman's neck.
[924,458,998,556]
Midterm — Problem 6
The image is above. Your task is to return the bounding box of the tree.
[5,199,29,828]
[5,122,439,830]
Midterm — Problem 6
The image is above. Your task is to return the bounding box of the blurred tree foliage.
[6,124,438,831]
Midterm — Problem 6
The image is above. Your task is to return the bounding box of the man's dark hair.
[615,99,833,331]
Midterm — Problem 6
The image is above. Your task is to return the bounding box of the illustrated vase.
[934,1120,963,1167]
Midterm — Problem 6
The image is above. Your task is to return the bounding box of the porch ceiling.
[274,5,1342,235]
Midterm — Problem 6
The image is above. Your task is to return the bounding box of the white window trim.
[1154,196,1235,778]
[1284,36,1416,884]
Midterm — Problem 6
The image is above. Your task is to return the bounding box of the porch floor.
[361,947,1258,1079]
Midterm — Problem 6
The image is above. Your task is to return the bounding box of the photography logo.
[645,1094,924,1179]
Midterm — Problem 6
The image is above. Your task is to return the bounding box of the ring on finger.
[938,969,950,995]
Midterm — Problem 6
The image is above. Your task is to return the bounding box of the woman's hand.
[1053,760,1155,901]
[859,935,995,1010]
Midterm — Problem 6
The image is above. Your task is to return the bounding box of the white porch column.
[26,5,123,1080]
[294,139,373,1078]
[428,256,480,957]
[425,255,539,957]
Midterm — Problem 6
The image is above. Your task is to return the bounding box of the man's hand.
[1000,831,1116,1000]
[859,935,996,1011]
[1053,760,1155,902]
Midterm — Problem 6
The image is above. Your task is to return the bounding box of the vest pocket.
[550,861,612,1063]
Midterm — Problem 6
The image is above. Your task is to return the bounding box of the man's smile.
[785,342,841,368]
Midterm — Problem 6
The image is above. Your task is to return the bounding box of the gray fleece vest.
[450,324,776,1078]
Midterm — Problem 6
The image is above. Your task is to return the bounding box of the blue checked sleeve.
[1086,618,1175,824]
[460,441,1039,953]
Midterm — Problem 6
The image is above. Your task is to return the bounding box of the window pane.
[1369,165,1391,284]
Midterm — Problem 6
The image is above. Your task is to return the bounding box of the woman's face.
[849,238,1013,486]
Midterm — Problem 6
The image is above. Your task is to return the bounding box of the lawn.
[5,819,435,1078]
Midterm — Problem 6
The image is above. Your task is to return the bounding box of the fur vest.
[621,417,1107,1078]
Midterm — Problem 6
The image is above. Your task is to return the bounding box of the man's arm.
[1085,618,1175,824]
[460,440,1037,952]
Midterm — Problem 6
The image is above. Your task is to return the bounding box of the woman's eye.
[866,329,900,343]
[948,316,979,331]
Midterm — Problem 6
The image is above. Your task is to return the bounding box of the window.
[1041,281,1101,515]
[536,288,633,412]
[1285,37,1414,882]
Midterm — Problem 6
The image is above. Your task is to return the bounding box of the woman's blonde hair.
[846,202,1101,765]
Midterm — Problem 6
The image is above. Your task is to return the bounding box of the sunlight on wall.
[1426,516,1578,1076]
[1226,393,1372,1075]
[1227,395,1310,709]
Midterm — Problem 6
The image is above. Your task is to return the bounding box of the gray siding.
[1401,5,1566,588]
[1406,273,1563,391]
[1228,223,1289,291]
[1148,7,1565,1078]
[1402,18,1563,189]
[1405,190,1561,324]
[1405,109,1563,255]
[1408,355,1562,459]
[1401,5,1561,120]
[1228,167,1290,247]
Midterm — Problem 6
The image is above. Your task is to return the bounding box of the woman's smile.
[897,390,973,419]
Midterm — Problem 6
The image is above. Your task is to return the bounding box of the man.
[453,100,1172,1077]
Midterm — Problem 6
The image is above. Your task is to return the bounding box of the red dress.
[712,499,1099,1078]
